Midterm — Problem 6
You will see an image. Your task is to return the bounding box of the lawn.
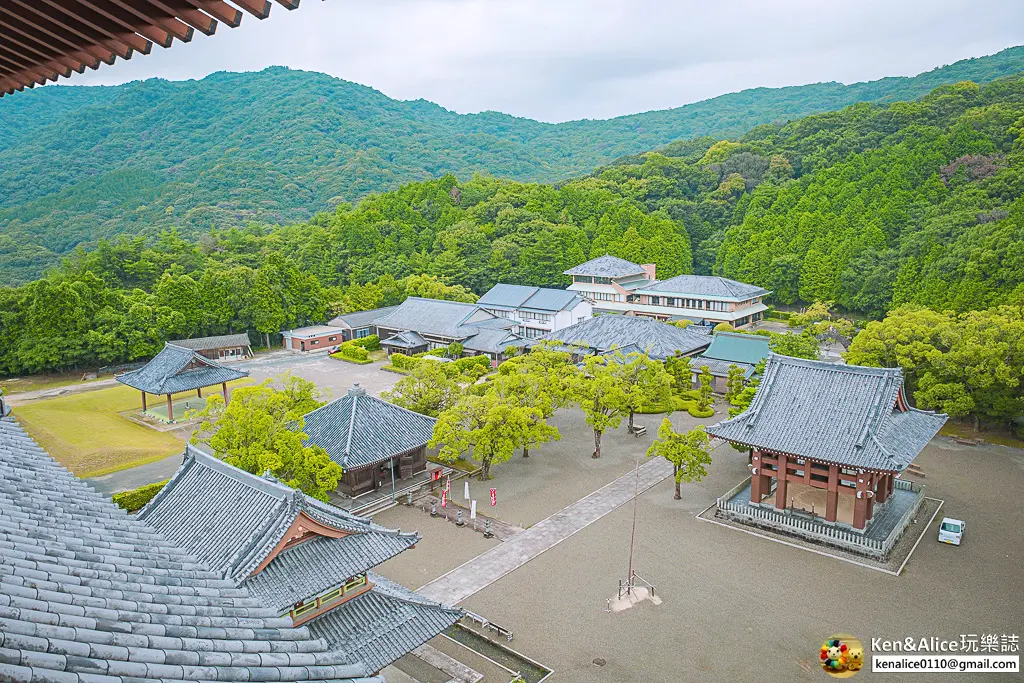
[13,384,187,477]
[0,372,105,395]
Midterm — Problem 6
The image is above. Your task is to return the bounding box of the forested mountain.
[2,73,1023,383]
[2,46,1024,284]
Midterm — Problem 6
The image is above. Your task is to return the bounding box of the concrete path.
[5,378,119,405]
[86,452,184,495]
[417,457,673,605]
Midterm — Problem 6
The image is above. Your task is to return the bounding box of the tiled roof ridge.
[344,394,359,464]
[368,572,461,613]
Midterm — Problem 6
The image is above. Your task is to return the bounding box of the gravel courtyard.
[384,427,1023,682]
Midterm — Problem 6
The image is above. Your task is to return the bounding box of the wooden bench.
[629,424,647,438]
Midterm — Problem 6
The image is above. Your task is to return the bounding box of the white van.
[938,518,965,546]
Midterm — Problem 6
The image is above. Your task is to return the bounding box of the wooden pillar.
[853,471,869,530]
[197,387,203,399]
[222,382,229,405]
[750,451,770,504]
[775,453,788,510]
[889,473,895,498]
[166,394,174,422]
[876,473,889,504]
[865,472,875,521]
[825,464,839,523]
[141,391,147,412]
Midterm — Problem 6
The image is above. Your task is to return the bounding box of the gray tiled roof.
[477,284,537,309]
[381,331,428,349]
[140,445,417,586]
[478,284,584,312]
[563,255,646,278]
[707,355,947,471]
[462,328,522,355]
[0,418,381,683]
[308,573,462,675]
[329,306,400,330]
[115,343,248,395]
[245,534,418,612]
[640,274,770,300]
[167,333,252,352]
[533,315,711,360]
[303,385,437,470]
[373,298,481,339]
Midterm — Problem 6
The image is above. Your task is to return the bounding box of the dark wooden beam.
[37,0,154,55]
[6,1,137,60]
[108,0,194,43]
[72,0,174,49]
[0,5,119,65]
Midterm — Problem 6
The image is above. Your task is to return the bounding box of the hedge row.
[389,352,492,375]
[112,479,168,513]
[337,340,370,361]
[350,334,381,351]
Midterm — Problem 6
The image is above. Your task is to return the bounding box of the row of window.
[290,574,368,619]
[629,296,731,312]
[591,292,621,302]
[573,275,612,284]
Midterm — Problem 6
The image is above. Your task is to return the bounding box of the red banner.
[441,490,447,507]
[490,487,496,506]
[431,469,442,482]
[445,475,451,492]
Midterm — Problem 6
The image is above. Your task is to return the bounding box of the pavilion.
[303,384,439,496]
[141,445,462,674]
[708,355,947,532]
[115,342,249,421]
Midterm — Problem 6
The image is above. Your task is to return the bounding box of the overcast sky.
[69,0,1024,123]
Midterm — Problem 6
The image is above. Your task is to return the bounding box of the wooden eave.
[0,0,298,96]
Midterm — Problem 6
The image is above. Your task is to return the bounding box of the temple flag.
[490,488,496,506]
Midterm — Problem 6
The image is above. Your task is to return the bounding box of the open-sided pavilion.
[115,343,248,421]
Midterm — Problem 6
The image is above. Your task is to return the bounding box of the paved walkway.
[417,457,673,605]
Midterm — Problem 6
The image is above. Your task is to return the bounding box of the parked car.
[938,517,965,546]
[327,345,341,354]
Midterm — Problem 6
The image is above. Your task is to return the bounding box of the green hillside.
[2,46,1024,284]
[2,74,1022,383]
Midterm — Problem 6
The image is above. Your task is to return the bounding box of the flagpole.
[626,459,639,595]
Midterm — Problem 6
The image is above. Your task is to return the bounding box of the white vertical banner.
[464,481,470,500]
[470,500,477,519]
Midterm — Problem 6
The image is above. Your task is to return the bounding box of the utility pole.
[626,460,639,595]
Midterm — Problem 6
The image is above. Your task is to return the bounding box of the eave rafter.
[0,0,301,96]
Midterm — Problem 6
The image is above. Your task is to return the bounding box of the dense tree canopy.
[4,48,1023,282]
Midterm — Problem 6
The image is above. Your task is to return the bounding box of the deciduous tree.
[646,421,713,499]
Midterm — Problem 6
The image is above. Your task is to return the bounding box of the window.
[594,276,611,285]
[575,275,593,284]
[310,339,319,345]
[328,336,337,342]
[356,328,370,338]
[592,292,617,302]
[649,296,660,305]
[665,297,676,307]
[522,312,552,324]
[524,327,545,339]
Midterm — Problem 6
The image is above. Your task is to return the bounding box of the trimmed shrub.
[453,355,490,374]
[350,334,380,351]
[112,479,168,513]
[337,341,369,361]
[688,405,716,418]
[390,353,420,371]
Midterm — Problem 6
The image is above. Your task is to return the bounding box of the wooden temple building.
[115,342,248,421]
[169,332,253,361]
[303,384,437,496]
[708,355,947,531]
[140,445,462,674]
[0,418,392,683]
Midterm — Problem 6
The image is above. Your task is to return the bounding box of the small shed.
[116,343,249,421]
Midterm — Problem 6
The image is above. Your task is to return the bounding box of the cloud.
[68,0,1024,122]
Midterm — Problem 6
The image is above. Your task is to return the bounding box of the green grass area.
[380,364,410,375]
[13,384,186,477]
[939,421,1024,449]
[430,457,479,474]
[0,373,105,395]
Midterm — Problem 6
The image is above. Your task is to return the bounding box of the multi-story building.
[564,255,771,328]
[476,284,593,339]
